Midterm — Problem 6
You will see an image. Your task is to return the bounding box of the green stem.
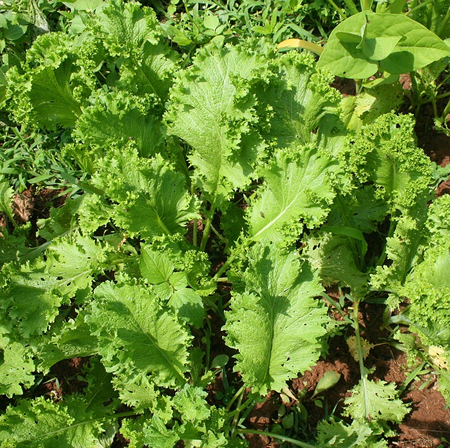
[406,0,434,17]
[237,429,316,448]
[200,202,216,251]
[193,218,198,246]
[327,0,347,19]
[182,0,192,20]
[230,386,245,438]
[436,91,450,101]
[321,293,353,325]
[352,300,370,420]
[156,213,172,236]
[211,224,226,243]
[376,215,396,268]
[225,384,245,413]
[227,394,257,417]
[360,0,373,11]
[437,7,450,37]
[343,0,359,15]
[212,241,248,282]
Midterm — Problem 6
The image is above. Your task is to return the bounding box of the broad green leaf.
[0,337,35,397]
[0,181,16,225]
[169,288,205,328]
[82,357,119,414]
[26,57,82,129]
[224,242,329,395]
[140,246,174,284]
[370,203,428,293]
[140,247,206,327]
[397,198,450,345]
[0,396,107,447]
[142,415,181,448]
[316,417,385,447]
[62,0,104,11]
[5,32,93,129]
[344,379,409,423]
[38,314,98,373]
[326,187,388,234]
[437,369,450,404]
[361,36,403,60]
[341,113,432,214]
[37,197,82,242]
[247,146,339,244]
[88,282,191,393]
[94,149,198,241]
[305,231,368,297]
[74,89,165,158]
[45,233,108,302]
[118,41,180,102]
[94,0,160,58]
[0,259,64,338]
[166,44,267,205]
[319,12,450,78]
[341,83,403,131]
[259,51,341,149]
[312,370,341,398]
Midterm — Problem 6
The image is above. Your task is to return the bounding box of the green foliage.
[318,11,450,79]
[1,1,450,447]
[224,242,329,395]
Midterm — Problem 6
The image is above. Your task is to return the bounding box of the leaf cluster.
[0,1,449,447]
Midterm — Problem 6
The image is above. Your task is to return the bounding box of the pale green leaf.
[0,181,16,225]
[247,146,339,244]
[261,51,341,149]
[169,288,206,328]
[304,231,368,297]
[74,89,165,158]
[140,246,174,284]
[0,259,64,338]
[0,396,106,447]
[224,242,329,395]
[312,370,341,398]
[316,417,387,448]
[166,44,267,205]
[93,148,198,241]
[319,12,450,78]
[344,379,409,423]
[340,113,432,214]
[45,233,108,302]
[62,0,104,11]
[94,0,160,58]
[0,338,35,397]
[118,41,179,101]
[88,282,191,392]
[38,314,97,373]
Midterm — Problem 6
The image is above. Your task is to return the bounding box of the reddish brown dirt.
[400,381,450,447]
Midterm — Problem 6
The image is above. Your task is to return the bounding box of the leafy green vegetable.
[91,148,199,241]
[88,281,191,404]
[166,43,267,206]
[2,1,450,446]
[225,242,329,395]
[246,146,339,244]
[319,11,450,78]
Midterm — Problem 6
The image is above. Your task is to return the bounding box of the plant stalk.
[237,429,316,448]
[352,300,371,420]
[200,201,216,251]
